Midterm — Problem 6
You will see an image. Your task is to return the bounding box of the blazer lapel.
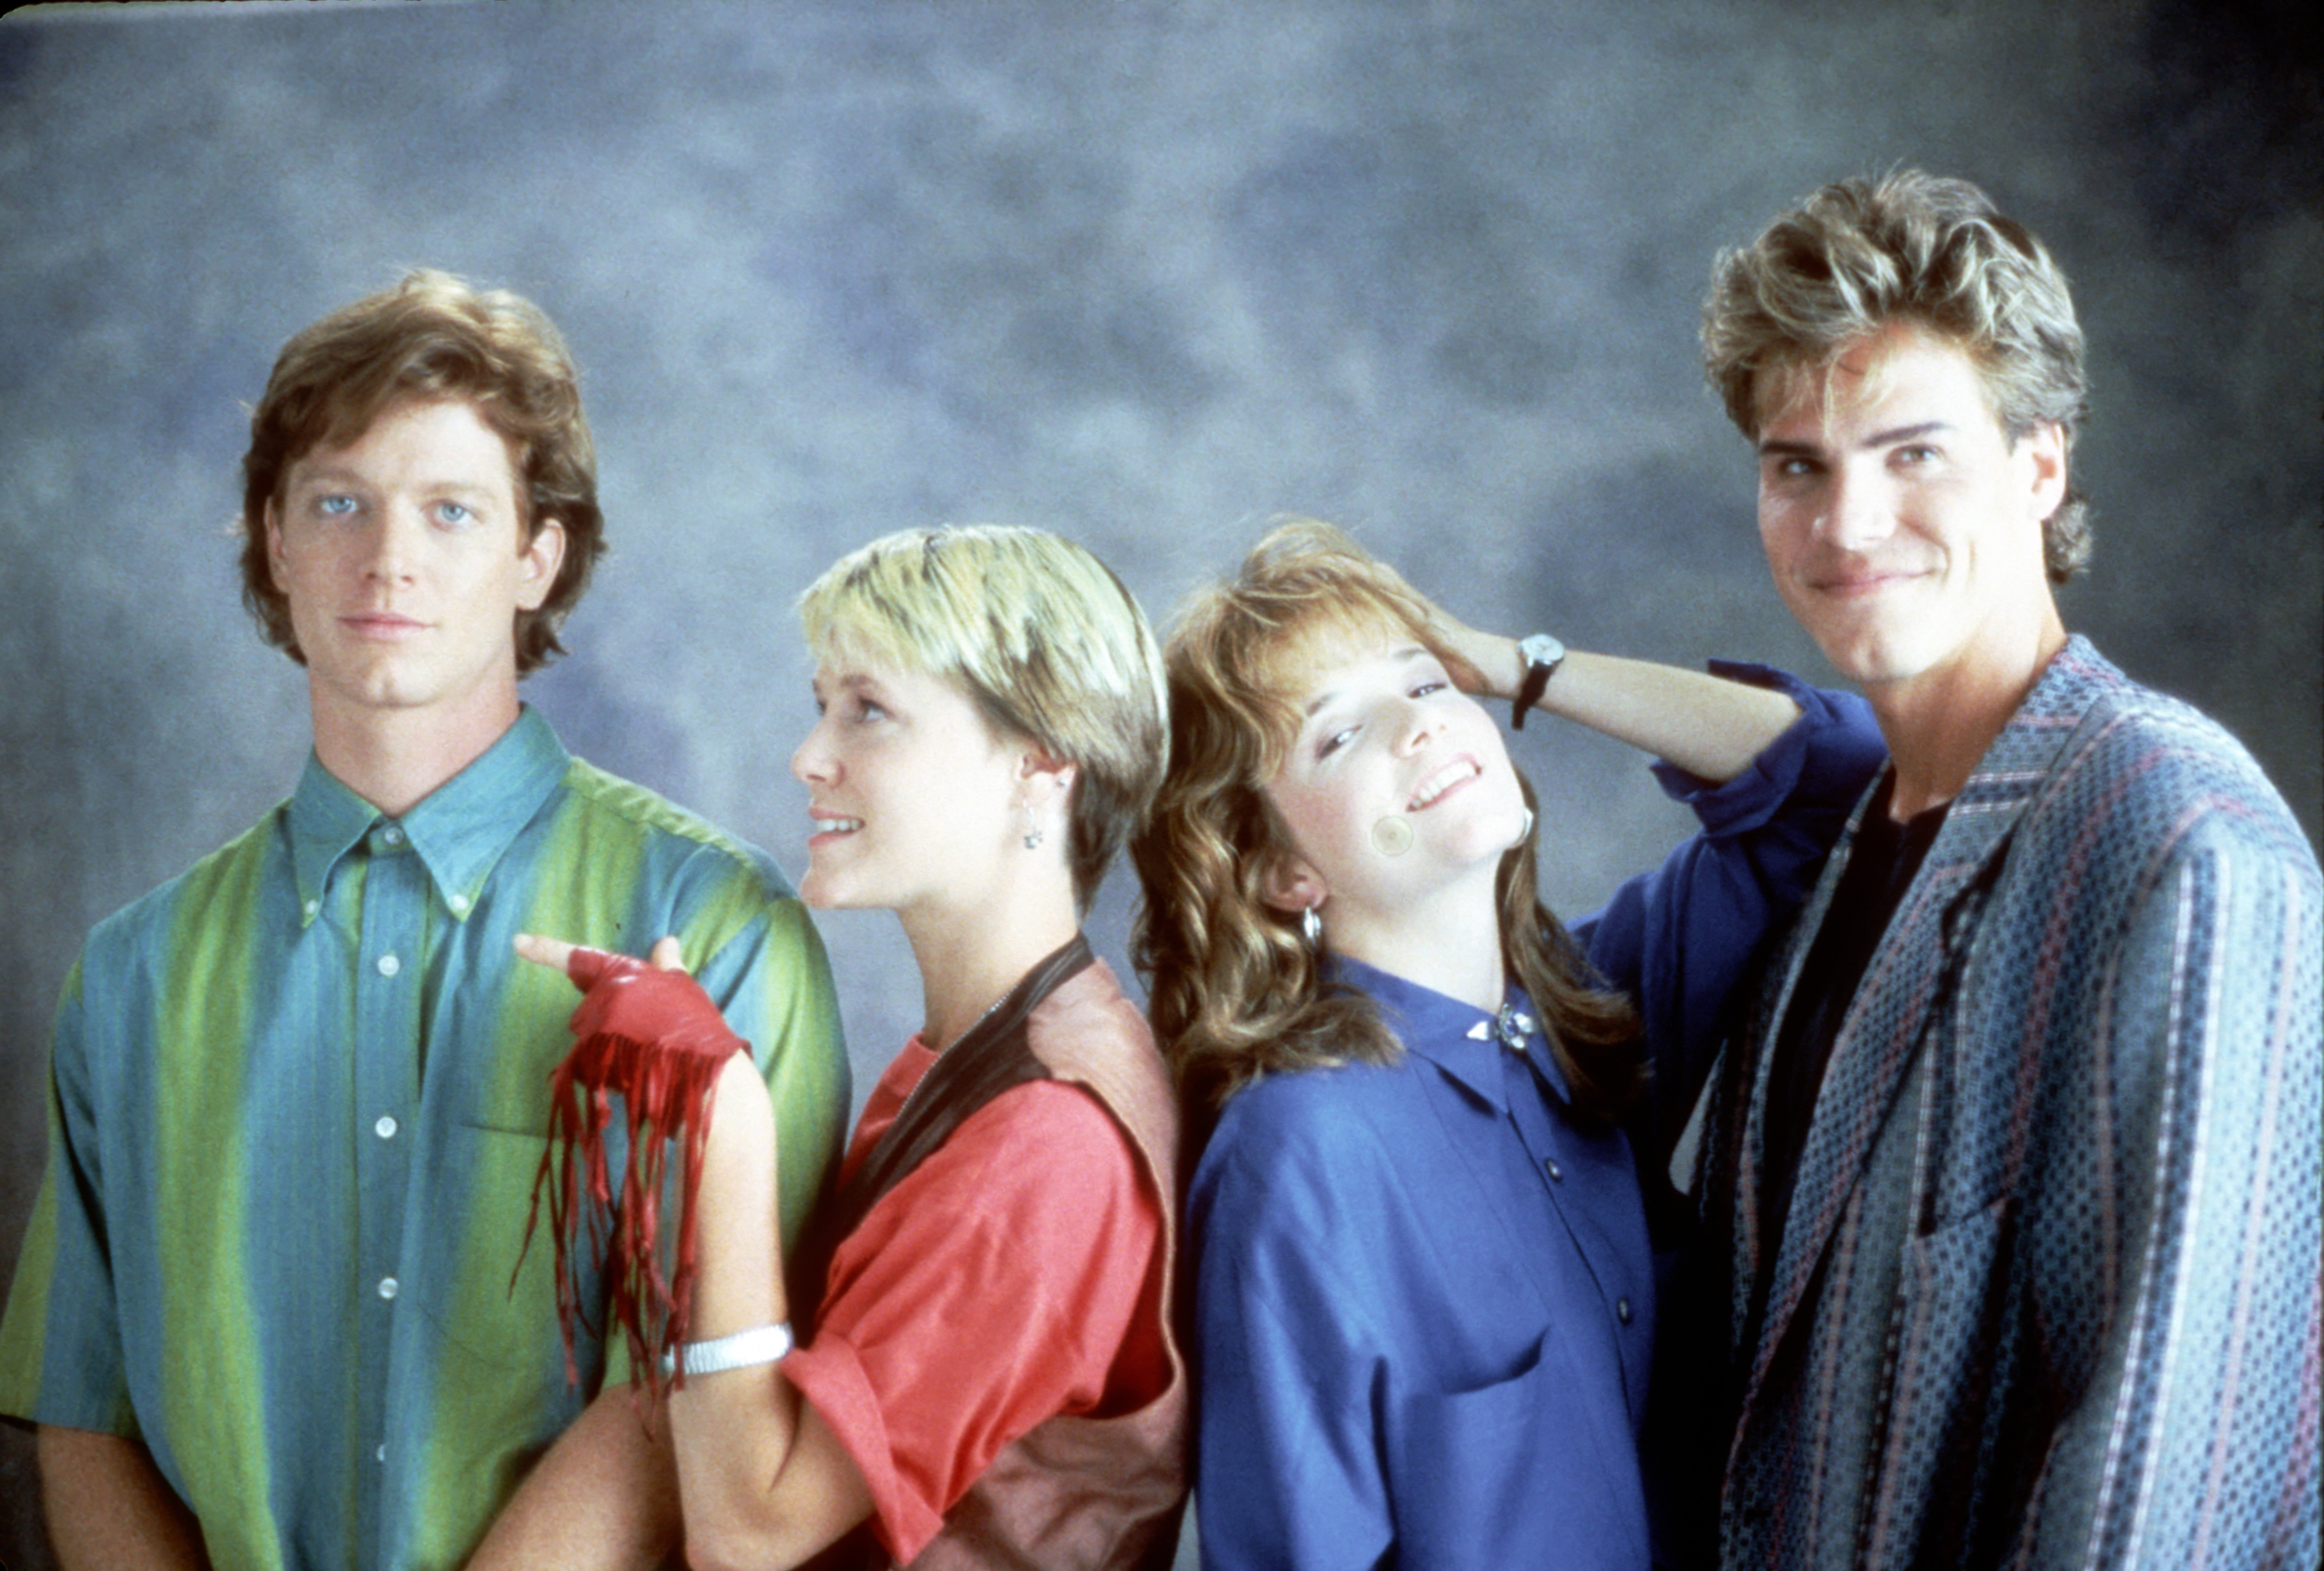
[1733,637,2119,1414]
[1724,781,1871,1351]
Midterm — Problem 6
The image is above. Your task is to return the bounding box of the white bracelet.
[660,1320,793,1378]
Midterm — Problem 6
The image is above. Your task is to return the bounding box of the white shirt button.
[448,893,469,915]
[303,899,319,920]
[377,1277,399,1300]
[375,1443,387,1463]
[375,1116,398,1141]
[1544,1159,1564,1182]
[376,953,401,978]
[1616,1297,1634,1325]
[382,826,405,846]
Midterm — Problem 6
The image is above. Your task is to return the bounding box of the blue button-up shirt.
[1186,668,1884,1570]
[0,707,849,1571]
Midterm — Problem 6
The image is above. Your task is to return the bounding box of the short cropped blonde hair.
[798,525,1169,908]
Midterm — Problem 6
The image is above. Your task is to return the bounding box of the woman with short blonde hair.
[477,524,1186,1571]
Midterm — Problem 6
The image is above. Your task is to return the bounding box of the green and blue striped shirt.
[0,705,848,1569]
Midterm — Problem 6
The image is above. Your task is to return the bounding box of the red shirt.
[782,1037,1169,1561]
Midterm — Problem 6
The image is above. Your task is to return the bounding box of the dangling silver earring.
[1023,826,1044,851]
[1516,806,1535,844]
[1300,903,1323,947]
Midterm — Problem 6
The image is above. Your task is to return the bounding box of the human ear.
[265,499,290,593]
[2019,421,2068,522]
[1258,853,1327,918]
[516,518,567,612]
[1013,748,1079,847]
[1016,747,1077,805]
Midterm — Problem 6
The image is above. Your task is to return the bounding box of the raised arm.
[1433,613,1801,783]
[673,884,848,1268]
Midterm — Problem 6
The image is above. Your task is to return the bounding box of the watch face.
[1521,633,1564,667]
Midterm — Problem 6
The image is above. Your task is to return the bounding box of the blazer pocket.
[1899,1192,2014,1329]
[1384,1327,1650,1569]
[1860,1195,2018,1565]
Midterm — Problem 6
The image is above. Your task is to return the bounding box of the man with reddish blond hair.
[0,271,846,1570]
[1657,170,2320,1570]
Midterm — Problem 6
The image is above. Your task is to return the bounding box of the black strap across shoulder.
[788,932,1095,1328]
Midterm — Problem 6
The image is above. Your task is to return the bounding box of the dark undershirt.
[1757,774,1950,1252]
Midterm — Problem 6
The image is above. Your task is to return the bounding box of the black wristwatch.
[1511,633,1566,730]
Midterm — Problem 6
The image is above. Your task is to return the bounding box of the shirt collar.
[288,705,571,926]
[1326,953,1573,1107]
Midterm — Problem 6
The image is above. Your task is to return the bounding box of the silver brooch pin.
[1472,1004,1534,1051]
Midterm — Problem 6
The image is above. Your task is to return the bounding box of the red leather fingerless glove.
[518,946,746,1395]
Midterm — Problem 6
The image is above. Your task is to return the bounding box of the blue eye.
[317,494,358,516]
[435,500,473,525]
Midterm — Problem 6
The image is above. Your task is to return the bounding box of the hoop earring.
[1300,903,1323,947]
[1515,806,1535,846]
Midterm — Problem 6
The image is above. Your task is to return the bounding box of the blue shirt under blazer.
[1187,667,1884,1570]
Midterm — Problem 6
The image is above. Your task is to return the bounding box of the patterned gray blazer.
[1679,636,2321,1570]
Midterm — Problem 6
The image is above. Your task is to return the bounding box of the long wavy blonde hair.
[1130,520,1643,1129]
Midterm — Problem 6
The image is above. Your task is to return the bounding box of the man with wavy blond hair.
[1659,171,2320,1569]
[0,272,846,1570]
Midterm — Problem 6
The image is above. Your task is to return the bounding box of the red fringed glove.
[516,946,747,1396]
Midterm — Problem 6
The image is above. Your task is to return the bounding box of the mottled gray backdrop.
[2,0,2316,1562]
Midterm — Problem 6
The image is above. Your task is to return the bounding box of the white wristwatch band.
[660,1320,794,1378]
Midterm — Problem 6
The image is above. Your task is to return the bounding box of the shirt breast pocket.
[421,1123,590,1375]
[1384,1325,1650,1568]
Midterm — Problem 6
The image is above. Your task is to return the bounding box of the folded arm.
[475,938,871,1571]
[39,1427,210,1571]
[471,1055,871,1571]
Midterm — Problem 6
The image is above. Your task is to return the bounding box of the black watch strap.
[1512,633,1565,730]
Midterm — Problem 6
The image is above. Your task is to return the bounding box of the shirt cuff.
[1647,662,1878,838]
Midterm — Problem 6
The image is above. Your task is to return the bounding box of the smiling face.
[267,397,564,748]
[1755,325,2066,702]
[1260,627,1528,931]
[789,656,1028,919]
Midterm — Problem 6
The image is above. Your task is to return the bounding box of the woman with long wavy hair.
[1132,520,1882,1570]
